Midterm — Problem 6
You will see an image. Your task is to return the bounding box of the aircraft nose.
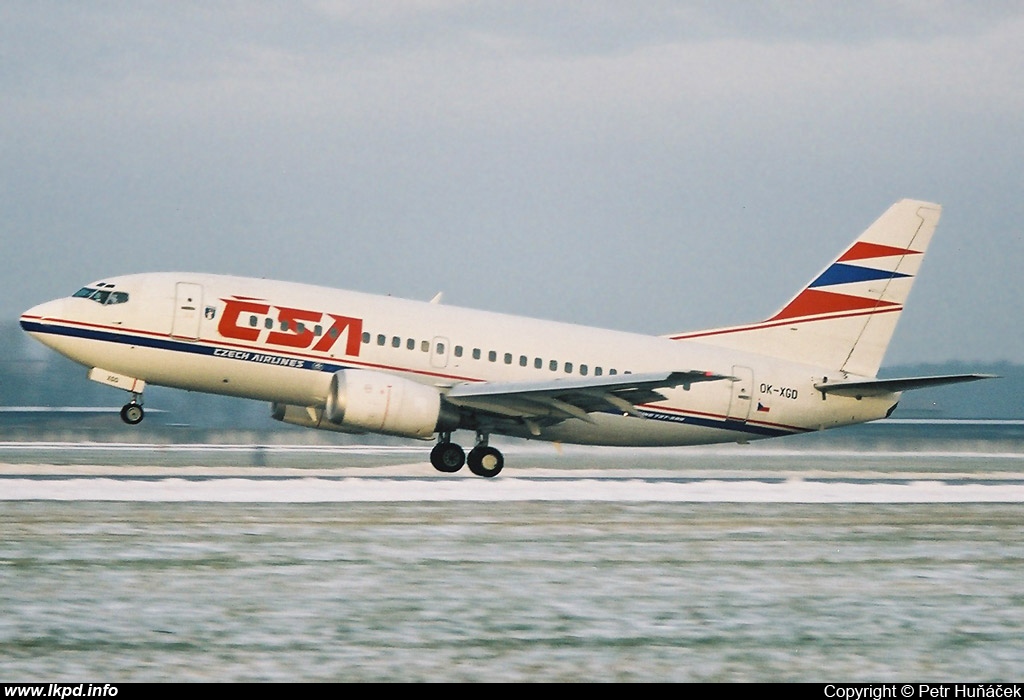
[20,299,65,331]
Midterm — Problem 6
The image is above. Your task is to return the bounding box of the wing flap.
[445,370,733,422]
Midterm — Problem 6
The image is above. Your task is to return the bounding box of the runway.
[3,440,1023,681]
[2,441,1023,503]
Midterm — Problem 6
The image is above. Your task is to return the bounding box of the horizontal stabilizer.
[814,374,998,398]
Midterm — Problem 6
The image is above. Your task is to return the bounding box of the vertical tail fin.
[669,199,942,377]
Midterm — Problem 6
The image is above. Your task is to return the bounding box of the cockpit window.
[72,287,129,305]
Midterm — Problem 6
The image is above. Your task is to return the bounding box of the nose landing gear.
[119,390,145,425]
[86,368,147,426]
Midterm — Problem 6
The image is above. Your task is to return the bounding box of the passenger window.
[504,353,512,365]
[265,318,274,330]
[580,364,588,376]
[473,348,481,360]
[392,336,401,348]
[564,362,573,373]
[595,367,603,376]
[488,351,497,362]
[362,332,370,344]
[609,369,618,375]
[314,325,323,337]
[407,338,415,350]
[519,355,528,367]
[421,340,429,352]
[455,346,463,357]
[549,360,558,371]
[377,334,386,346]
[534,358,542,369]
[249,316,258,327]
[436,342,445,354]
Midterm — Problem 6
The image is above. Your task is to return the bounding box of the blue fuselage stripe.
[20,320,349,374]
[635,408,798,438]
[22,319,801,439]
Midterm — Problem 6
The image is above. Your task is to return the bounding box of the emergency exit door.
[726,365,754,422]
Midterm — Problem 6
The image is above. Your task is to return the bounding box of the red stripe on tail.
[837,242,921,262]
[769,289,900,321]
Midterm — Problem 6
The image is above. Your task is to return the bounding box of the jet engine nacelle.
[272,369,458,439]
[270,402,362,434]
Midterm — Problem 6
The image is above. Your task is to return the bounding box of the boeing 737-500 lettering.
[20,200,994,476]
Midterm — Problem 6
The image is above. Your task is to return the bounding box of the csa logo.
[217,296,363,357]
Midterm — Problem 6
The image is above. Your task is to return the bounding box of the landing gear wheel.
[120,402,144,425]
[430,442,465,473]
[467,445,503,478]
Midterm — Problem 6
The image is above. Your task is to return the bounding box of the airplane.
[19,199,994,477]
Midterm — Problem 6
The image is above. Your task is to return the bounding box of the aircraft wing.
[445,370,733,426]
[814,373,998,399]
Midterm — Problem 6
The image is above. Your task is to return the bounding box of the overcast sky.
[2,2,1021,366]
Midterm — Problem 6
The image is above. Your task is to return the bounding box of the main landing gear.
[430,432,504,478]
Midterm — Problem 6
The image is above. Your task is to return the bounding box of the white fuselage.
[20,272,897,446]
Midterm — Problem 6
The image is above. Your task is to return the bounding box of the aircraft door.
[726,365,754,422]
[171,282,203,341]
[430,336,450,369]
